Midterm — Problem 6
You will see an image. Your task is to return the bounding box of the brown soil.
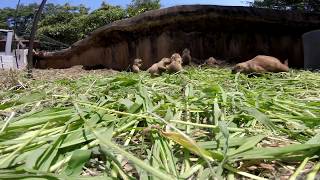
[0,66,118,90]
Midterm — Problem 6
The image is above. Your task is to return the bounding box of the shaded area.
[34,5,320,70]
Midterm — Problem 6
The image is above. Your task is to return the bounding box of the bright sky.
[1,0,250,9]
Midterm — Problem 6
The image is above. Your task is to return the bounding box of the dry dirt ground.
[0,66,118,90]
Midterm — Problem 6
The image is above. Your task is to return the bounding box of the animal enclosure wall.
[34,5,320,70]
[0,50,28,69]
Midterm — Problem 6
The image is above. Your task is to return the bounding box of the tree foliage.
[37,3,92,49]
[37,4,126,49]
[127,0,161,17]
[80,4,127,36]
[0,3,38,37]
[250,0,320,12]
[0,1,161,50]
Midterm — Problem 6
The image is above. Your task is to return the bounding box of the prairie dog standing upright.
[182,48,191,65]
[132,58,143,73]
[167,53,183,73]
[232,55,289,74]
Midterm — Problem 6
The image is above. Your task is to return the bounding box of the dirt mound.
[34,5,320,70]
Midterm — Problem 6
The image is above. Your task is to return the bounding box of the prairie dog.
[157,58,172,71]
[232,55,289,74]
[204,57,219,66]
[147,58,172,76]
[171,53,182,64]
[182,48,191,65]
[132,58,143,73]
[167,53,183,73]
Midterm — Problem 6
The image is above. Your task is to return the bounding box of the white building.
[0,29,28,70]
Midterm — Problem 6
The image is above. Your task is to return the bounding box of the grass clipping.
[0,67,319,179]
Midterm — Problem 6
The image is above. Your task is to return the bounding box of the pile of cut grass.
[0,67,319,179]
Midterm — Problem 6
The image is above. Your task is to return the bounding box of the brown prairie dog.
[232,55,289,74]
[167,53,183,73]
[182,48,191,65]
[132,58,143,73]
[147,58,172,76]
[204,57,219,66]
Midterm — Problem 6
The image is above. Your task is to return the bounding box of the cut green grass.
[0,67,319,179]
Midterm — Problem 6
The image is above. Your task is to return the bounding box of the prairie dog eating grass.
[132,58,143,73]
[232,55,289,74]
[182,48,191,65]
[203,57,226,67]
[147,58,172,76]
[167,53,183,73]
[204,57,219,66]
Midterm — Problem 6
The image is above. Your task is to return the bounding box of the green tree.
[0,3,87,37]
[80,4,126,35]
[0,1,161,50]
[37,3,126,49]
[127,0,161,17]
[0,3,38,37]
[37,3,90,48]
[0,8,12,29]
[250,0,320,12]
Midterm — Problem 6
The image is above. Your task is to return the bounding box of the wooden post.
[13,0,21,69]
[27,0,47,78]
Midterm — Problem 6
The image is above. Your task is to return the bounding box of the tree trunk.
[27,0,47,78]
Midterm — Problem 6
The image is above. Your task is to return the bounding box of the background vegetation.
[0,0,161,50]
[249,0,320,12]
